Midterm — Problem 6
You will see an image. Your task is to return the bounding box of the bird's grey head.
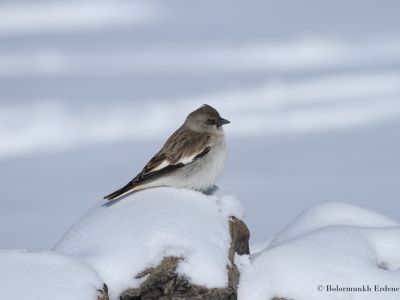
[184,104,230,133]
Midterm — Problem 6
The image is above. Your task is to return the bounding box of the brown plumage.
[104,104,230,201]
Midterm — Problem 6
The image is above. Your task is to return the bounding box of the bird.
[104,104,230,201]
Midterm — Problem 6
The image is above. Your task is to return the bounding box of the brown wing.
[104,128,211,200]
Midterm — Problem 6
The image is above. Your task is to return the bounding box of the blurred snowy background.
[1,0,400,250]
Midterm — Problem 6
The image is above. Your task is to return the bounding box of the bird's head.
[184,104,230,133]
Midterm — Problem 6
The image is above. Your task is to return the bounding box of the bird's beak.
[217,117,231,126]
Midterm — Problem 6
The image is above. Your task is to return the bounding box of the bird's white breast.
[149,137,227,192]
[191,137,228,191]
[139,136,228,192]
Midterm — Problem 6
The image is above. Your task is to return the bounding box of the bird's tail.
[104,181,139,201]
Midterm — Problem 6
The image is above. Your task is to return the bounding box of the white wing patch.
[179,153,198,164]
[151,160,170,172]
[149,149,207,173]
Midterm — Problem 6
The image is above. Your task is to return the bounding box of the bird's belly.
[182,139,227,191]
[159,139,227,191]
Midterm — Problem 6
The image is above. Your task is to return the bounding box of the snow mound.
[239,202,400,300]
[270,201,398,247]
[0,250,103,300]
[54,187,242,299]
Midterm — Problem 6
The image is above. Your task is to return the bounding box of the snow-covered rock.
[0,250,106,300]
[54,187,245,299]
[8,187,398,300]
[239,202,400,300]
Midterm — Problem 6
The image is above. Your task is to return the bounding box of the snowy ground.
[239,202,400,300]
[55,188,243,299]
[3,189,400,300]
[1,0,400,251]
[0,249,104,300]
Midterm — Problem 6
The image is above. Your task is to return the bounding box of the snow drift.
[0,249,105,300]
[239,202,400,300]
[54,187,243,299]
[3,187,400,300]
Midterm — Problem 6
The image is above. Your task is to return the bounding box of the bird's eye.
[206,119,214,125]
